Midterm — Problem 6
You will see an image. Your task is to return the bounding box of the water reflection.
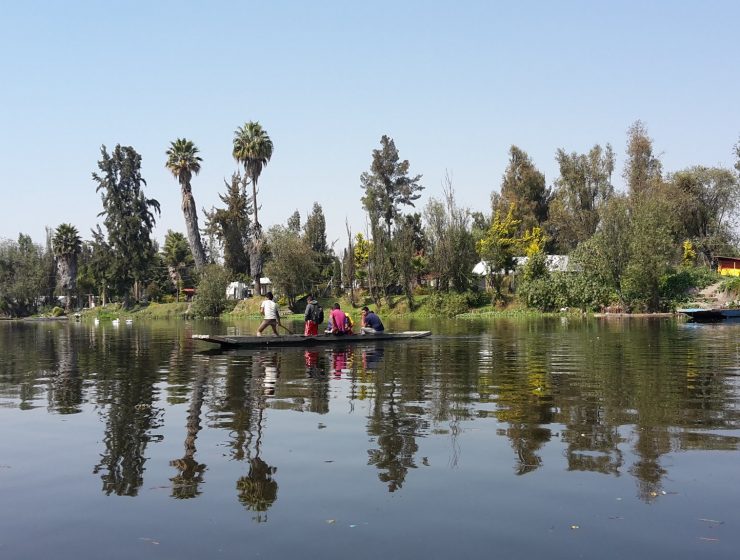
[1,318,739,511]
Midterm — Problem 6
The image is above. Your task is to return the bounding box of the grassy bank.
[80,302,192,320]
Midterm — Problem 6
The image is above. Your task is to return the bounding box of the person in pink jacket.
[329,303,349,335]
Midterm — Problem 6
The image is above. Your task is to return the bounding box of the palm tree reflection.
[235,353,279,522]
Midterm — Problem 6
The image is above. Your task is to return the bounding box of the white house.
[226,281,249,300]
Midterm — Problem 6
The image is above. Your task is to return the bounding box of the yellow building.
[716,256,740,277]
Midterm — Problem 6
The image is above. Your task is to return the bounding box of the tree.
[496,146,550,233]
[165,138,207,269]
[192,264,230,317]
[0,234,51,317]
[87,225,115,306]
[233,122,273,291]
[343,220,356,305]
[263,226,317,309]
[204,173,251,276]
[52,223,82,311]
[360,135,423,237]
[303,202,328,254]
[572,195,632,307]
[162,230,195,301]
[624,120,662,197]
[423,177,476,292]
[287,210,301,234]
[670,166,740,263]
[548,144,614,251]
[92,145,160,305]
[476,203,521,301]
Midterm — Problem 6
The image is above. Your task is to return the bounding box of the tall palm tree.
[166,138,207,270]
[233,122,273,292]
[52,223,82,311]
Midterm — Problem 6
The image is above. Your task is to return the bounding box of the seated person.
[344,313,354,334]
[329,303,349,335]
[360,307,384,334]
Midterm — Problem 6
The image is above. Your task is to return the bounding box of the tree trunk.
[181,184,207,270]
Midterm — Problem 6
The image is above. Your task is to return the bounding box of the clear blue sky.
[1,0,738,249]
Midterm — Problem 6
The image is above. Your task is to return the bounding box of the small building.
[251,277,273,296]
[716,256,740,277]
[472,255,573,289]
[226,281,249,300]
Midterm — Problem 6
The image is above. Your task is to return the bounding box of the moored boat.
[678,308,740,322]
[192,331,431,348]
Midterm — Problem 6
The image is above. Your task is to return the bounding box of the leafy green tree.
[624,120,662,197]
[424,181,477,292]
[392,218,417,308]
[0,234,51,316]
[286,210,301,234]
[192,264,230,317]
[162,230,195,301]
[476,204,521,300]
[353,232,370,286]
[360,135,423,237]
[548,144,614,251]
[87,225,115,305]
[263,226,318,309]
[496,146,550,233]
[572,195,632,307]
[204,173,251,276]
[303,202,328,254]
[670,166,740,263]
[52,223,82,311]
[165,138,207,269]
[92,145,160,305]
[622,190,679,311]
[233,121,273,291]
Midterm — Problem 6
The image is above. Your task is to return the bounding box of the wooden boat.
[192,331,431,348]
[678,308,740,322]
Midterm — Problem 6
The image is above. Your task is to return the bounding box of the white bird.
[94,318,100,326]
[125,318,133,325]
[112,318,120,326]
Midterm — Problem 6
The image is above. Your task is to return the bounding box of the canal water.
[1,317,738,559]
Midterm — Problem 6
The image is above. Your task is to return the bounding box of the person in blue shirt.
[360,306,384,334]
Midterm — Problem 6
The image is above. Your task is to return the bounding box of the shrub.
[660,266,719,306]
[192,265,230,317]
[51,306,65,317]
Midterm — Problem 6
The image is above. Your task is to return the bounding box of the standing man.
[360,306,384,334]
[257,291,281,336]
[304,294,322,336]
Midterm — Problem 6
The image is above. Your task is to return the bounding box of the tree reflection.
[93,328,164,496]
[234,353,279,522]
[169,357,209,499]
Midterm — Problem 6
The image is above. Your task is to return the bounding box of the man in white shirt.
[257,292,282,336]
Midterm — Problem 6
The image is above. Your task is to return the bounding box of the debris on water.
[608,516,624,520]
[318,423,326,429]
[139,537,160,545]
[349,524,357,528]
[699,537,719,542]
[326,519,336,524]
[324,460,334,463]
[570,525,580,530]
[698,518,724,525]
[616,497,623,501]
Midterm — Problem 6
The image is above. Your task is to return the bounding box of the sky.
[1,0,738,251]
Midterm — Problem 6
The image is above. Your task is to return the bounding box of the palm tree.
[162,230,194,302]
[52,223,82,311]
[165,138,207,270]
[233,122,273,292]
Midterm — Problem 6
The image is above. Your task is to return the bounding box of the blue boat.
[678,308,740,321]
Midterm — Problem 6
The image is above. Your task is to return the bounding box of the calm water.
[1,316,739,559]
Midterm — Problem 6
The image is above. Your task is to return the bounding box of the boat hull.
[192,331,432,348]
[678,308,740,322]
